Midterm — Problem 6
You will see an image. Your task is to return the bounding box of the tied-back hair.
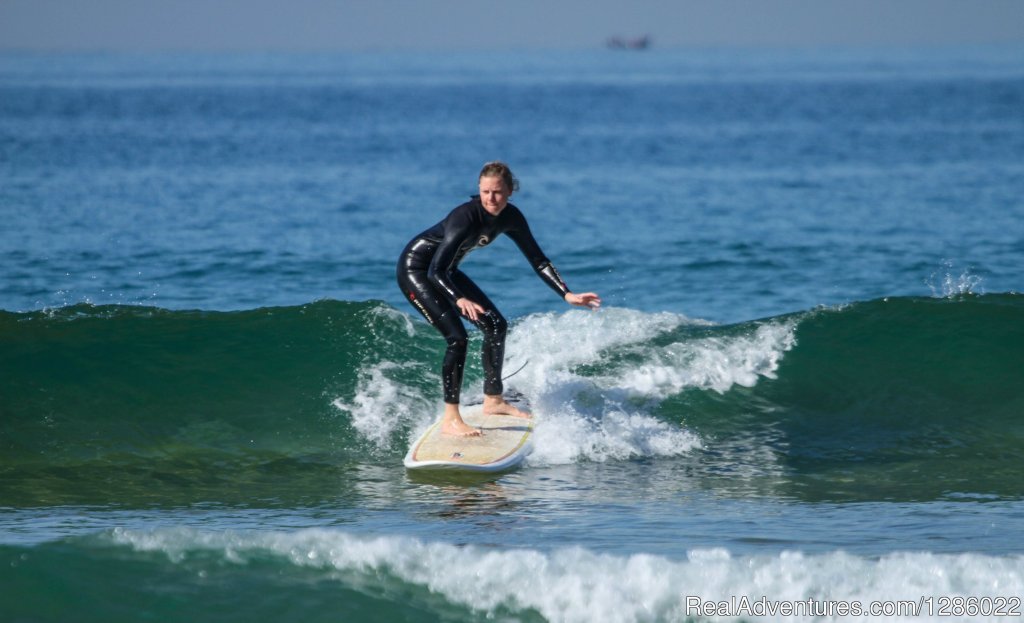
[479,161,520,193]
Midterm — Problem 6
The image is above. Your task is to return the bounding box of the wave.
[0,300,437,505]
[665,293,1024,500]
[3,527,1022,623]
[3,294,1022,503]
[1,300,424,461]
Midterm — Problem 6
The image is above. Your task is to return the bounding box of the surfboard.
[403,407,533,472]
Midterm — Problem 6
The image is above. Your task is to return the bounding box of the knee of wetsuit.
[445,335,469,355]
[484,311,508,339]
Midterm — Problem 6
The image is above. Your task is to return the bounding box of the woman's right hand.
[456,297,487,322]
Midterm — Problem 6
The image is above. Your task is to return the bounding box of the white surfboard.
[404,407,533,472]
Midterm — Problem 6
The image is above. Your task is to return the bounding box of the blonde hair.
[479,161,519,193]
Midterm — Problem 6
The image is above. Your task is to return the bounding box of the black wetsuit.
[396,196,570,404]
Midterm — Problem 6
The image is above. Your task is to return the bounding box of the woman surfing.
[396,162,601,436]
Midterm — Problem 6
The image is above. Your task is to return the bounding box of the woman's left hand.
[456,297,487,322]
[565,292,602,310]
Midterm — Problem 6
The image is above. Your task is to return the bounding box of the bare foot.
[441,420,482,436]
[482,394,532,419]
[440,405,482,437]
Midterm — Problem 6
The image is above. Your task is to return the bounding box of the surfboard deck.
[403,407,533,472]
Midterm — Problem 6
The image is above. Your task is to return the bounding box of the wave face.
[3,293,1022,505]
[665,294,1024,500]
[0,301,439,506]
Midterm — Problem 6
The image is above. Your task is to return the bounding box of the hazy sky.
[2,0,1023,52]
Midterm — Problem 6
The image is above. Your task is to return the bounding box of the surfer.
[397,162,601,436]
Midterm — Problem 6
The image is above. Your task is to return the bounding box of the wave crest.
[105,527,1024,623]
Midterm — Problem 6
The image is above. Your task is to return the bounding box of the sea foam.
[506,308,794,465]
[332,361,434,451]
[338,306,800,465]
[109,527,1024,623]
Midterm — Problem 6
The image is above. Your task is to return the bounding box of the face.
[478,175,511,216]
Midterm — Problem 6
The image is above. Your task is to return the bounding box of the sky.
[1,0,1023,52]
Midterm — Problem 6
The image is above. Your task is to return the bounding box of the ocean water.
[2,46,1024,622]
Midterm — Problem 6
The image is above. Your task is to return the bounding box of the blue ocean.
[2,46,1023,622]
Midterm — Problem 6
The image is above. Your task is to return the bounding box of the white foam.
[927,260,985,298]
[110,527,1024,623]
[609,321,797,397]
[332,306,440,450]
[337,307,797,464]
[502,308,795,465]
[331,361,434,450]
[369,303,417,338]
[505,307,703,394]
[500,308,706,464]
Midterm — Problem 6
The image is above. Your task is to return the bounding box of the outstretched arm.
[505,208,601,310]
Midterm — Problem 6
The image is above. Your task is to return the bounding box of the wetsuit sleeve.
[426,209,472,302]
[506,209,571,298]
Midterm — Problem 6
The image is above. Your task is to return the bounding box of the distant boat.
[606,35,651,50]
